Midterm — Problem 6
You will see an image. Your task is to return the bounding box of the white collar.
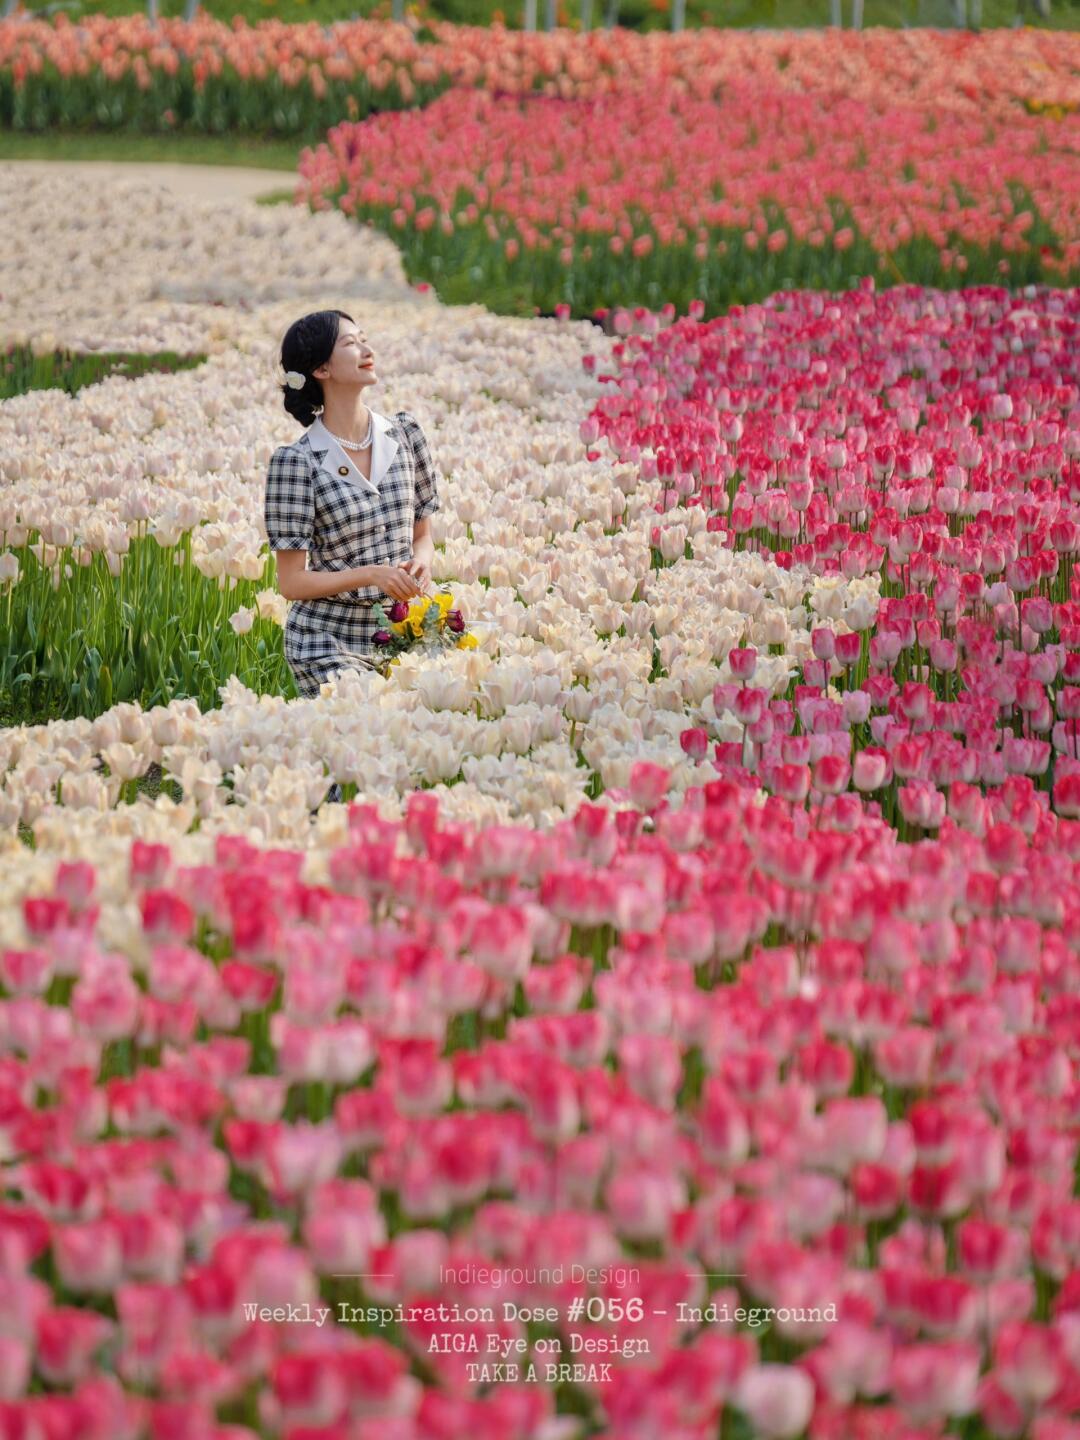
[305,410,398,495]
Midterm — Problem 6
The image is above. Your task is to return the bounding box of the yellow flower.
[435,592,454,616]
[409,597,432,621]
[456,633,479,650]
[390,620,406,635]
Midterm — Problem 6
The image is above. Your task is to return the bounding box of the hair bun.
[277,309,356,429]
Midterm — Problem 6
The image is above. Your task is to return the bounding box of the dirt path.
[2,160,299,203]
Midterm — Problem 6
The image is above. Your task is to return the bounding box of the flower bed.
[7,280,1080,840]
[1,16,1077,137]
[0,163,411,358]
[298,84,1079,318]
[0,770,1078,1438]
[585,282,1080,838]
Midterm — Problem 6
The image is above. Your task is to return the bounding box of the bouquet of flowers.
[370,588,480,672]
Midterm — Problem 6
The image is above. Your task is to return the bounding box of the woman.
[264,308,442,699]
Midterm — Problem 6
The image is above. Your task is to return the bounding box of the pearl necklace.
[322,411,374,451]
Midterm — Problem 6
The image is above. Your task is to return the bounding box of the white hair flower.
[284,370,306,390]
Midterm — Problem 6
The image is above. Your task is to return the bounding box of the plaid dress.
[263,408,441,698]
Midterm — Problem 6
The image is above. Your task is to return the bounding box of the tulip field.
[298,79,1080,315]
[3,18,1080,1440]
[2,18,1078,136]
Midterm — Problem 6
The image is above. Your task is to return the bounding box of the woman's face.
[314,320,377,391]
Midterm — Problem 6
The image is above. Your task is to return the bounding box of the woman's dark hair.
[278,309,355,427]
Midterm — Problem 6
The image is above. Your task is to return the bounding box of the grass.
[1,342,208,400]
[7,0,1080,29]
[0,677,67,730]
[0,127,307,170]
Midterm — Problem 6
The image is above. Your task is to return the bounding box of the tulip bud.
[811,628,836,662]
[853,751,889,792]
[813,755,850,795]
[680,728,709,762]
[841,690,871,726]
[733,687,766,726]
[835,631,862,666]
[772,763,810,804]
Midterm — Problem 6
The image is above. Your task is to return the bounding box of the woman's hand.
[401,555,433,592]
[370,565,425,601]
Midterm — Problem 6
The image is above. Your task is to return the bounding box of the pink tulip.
[875,1027,935,1088]
[71,957,141,1042]
[851,1162,904,1220]
[958,1220,1027,1282]
[0,1336,31,1402]
[841,690,871,726]
[53,1220,123,1296]
[680,726,710,761]
[898,782,945,830]
[618,1033,682,1109]
[853,750,890,791]
[816,1098,888,1174]
[835,631,862,666]
[35,1308,115,1387]
[0,947,53,995]
[459,900,534,981]
[993,1322,1068,1409]
[733,687,766,726]
[262,1121,344,1199]
[699,1082,751,1166]
[606,1166,685,1242]
[889,1341,980,1423]
[271,1352,349,1430]
[807,1322,892,1405]
[813,755,851,795]
[772,763,811,805]
[977,1374,1029,1438]
[628,760,671,811]
[734,1364,814,1438]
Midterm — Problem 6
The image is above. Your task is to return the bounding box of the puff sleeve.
[398,411,442,523]
[263,444,314,551]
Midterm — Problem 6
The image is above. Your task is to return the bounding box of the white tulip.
[658,525,688,563]
[151,712,182,747]
[415,672,473,713]
[418,737,462,784]
[102,743,147,783]
[652,605,678,637]
[500,715,535,756]
[255,589,288,626]
[564,686,594,723]
[229,607,256,636]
